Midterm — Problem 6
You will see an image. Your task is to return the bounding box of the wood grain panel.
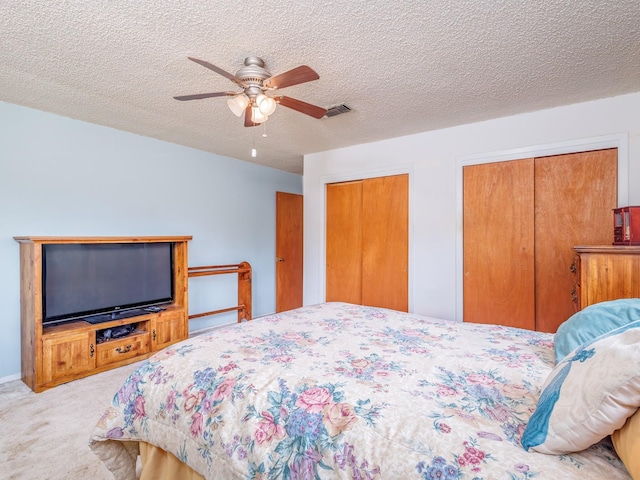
[534,149,617,332]
[463,160,536,328]
[276,192,304,312]
[575,246,640,307]
[96,332,150,367]
[153,312,187,351]
[361,174,409,312]
[326,181,363,304]
[19,243,38,390]
[42,331,94,384]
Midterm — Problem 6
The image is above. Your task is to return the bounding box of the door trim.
[318,165,414,312]
[455,133,629,322]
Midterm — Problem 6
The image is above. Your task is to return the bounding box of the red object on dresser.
[614,206,640,245]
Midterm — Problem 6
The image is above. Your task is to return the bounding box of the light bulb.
[227,94,249,117]
[251,106,268,124]
[257,94,277,116]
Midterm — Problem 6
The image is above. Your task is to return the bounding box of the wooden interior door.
[463,159,536,329]
[326,181,363,304]
[534,148,617,332]
[361,174,409,312]
[275,192,303,313]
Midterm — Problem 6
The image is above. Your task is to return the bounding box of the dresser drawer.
[96,332,150,367]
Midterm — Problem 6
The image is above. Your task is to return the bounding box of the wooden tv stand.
[14,236,192,393]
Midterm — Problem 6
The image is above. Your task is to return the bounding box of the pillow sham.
[522,318,640,455]
[554,298,640,363]
[612,408,640,480]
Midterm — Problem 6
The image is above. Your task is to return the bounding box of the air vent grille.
[325,103,352,117]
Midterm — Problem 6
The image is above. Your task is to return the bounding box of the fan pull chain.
[251,129,257,157]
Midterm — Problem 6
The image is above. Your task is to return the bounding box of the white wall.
[304,92,640,322]
[0,102,302,380]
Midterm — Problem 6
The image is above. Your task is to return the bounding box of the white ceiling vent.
[325,103,352,117]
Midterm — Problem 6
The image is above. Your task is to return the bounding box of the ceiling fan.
[174,56,327,127]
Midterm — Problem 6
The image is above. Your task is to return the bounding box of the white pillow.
[522,319,640,454]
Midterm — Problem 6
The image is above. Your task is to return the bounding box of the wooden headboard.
[187,262,252,322]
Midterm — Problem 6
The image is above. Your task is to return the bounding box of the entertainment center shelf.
[14,235,192,393]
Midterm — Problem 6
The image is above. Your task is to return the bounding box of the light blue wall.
[0,101,302,380]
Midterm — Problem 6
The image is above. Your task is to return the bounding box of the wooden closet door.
[326,174,408,311]
[463,159,536,329]
[326,181,363,304]
[534,148,617,332]
[362,174,409,312]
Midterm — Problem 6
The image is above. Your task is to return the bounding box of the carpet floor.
[0,362,143,479]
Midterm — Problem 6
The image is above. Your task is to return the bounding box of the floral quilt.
[90,302,630,479]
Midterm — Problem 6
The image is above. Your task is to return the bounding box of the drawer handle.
[90,343,94,357]
[116,345,132,354]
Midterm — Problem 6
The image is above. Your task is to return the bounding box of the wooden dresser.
[573,245,640,310]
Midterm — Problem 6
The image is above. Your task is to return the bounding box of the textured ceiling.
[2,1,640,174]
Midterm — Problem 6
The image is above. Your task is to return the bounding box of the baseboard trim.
[0,373,21,385]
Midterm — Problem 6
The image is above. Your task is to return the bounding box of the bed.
[89,302,634,479]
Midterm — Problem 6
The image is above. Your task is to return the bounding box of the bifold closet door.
[326,174,408,312]
[361,175,408,311]
[463,159,536,329]
[463,148,617,332]
[326,180,363,305]
[533,149,617,332]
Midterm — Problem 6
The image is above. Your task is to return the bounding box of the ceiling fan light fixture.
[251,106,268,124]
[227,94,249,117]
[256,94,277,116]
[176,56,327,127]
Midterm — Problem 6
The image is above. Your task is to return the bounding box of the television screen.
[42,242,173,325]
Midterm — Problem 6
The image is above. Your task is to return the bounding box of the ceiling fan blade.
[187,57,240,84]
[276,96,327,119]
[265,66,319,90]
[244,106,259,127]
[174,92,230,101]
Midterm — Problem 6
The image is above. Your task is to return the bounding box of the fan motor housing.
[236,56,271,89]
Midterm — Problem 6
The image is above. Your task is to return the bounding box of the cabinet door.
[42,331,95,384]
[326,180,363,304]
[152,312,187,351]
[463,159,536,329]
[534,149,617,332]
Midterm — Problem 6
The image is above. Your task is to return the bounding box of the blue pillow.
[554,298,640,362]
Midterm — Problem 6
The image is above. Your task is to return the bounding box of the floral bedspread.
[90,302,629,479]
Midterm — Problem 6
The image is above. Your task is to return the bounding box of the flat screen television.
[42,242,174,326]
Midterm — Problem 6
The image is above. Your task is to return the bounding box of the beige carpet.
[0,362,143,480]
